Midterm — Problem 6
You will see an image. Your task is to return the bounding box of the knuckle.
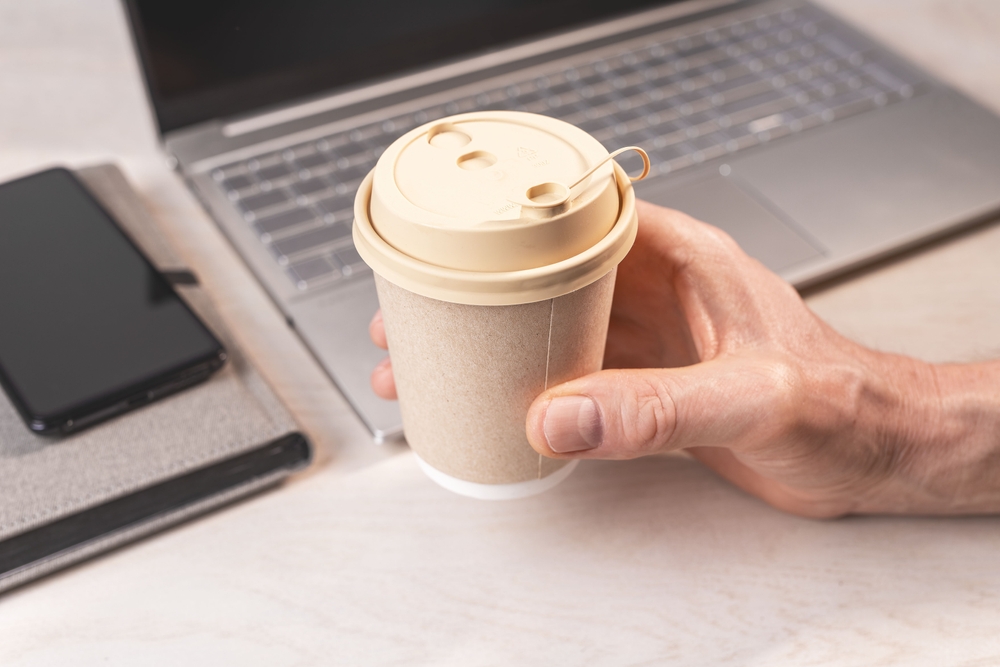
[671,222,747,282]
[701,224,743,258]
[617,374,677,456]
[763,359,803,424]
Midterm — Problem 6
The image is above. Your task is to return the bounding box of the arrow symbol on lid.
[517,146,536,158]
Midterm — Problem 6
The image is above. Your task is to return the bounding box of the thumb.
[526,358,797,459]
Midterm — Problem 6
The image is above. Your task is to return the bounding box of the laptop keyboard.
[211,3,927,293]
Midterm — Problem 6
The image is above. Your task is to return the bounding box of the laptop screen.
[124,0,672,135]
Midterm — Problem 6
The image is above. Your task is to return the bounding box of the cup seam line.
[541,297,555,480]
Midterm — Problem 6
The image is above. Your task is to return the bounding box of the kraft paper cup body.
[372,267,614,497]
[354,111,639,499]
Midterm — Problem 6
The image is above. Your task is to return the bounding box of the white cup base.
[414,454,579,500]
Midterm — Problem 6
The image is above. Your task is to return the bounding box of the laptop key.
[333,141,370,161]
[650,125,688,147]
[293,176,332,198]
[316,133,352,151]
[332,163,371,185]
[416,104,450,122]
[715,80,776,109]
[820,92,876,122]
[287,256,340,290]
[270,221,352,261]
[755,122,793,142]
[726,93,797,125]
[253,206,318,237]
[521,98,550,114]
[379,114,413,135]
[615,126,656,148]
[332,248,370,279]
[612,106,644,124]
[689,131,730,154]
[221,174,254,192]
[787,110,826,133]
[650,143,694,163]
[237,189,290,214]
[295,152,332,170]
[574,117,611,135]
[350,124,384,143]
[256,162,294,182]
[713,71,760,94]
[246,153,285,172]
[315,192,355,216]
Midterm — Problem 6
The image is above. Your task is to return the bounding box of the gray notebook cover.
[0,164,311,594]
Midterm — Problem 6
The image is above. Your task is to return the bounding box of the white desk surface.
[2,1,1000,664]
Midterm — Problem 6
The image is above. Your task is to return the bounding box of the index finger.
[369,310,388,350]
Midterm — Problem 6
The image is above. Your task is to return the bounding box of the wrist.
[905,361,1000,512]
[855,354,1000,514]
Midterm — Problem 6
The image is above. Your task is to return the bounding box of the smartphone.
[0,167,226,434]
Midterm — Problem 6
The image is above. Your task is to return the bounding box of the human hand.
[369,312,396,401]
[371,200,1000,517]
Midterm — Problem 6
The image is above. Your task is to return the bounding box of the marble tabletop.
[1,1,999,665]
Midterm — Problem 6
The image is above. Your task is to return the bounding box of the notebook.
[0,164,312,594]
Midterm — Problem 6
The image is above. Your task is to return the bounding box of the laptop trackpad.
[727,92,1000,257]
[635,175,824,274]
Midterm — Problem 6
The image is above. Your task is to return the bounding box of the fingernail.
[543,396,603,453]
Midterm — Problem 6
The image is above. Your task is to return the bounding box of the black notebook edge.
[0,432,311,594]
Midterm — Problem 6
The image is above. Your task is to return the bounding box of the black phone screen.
[0,168,224,432]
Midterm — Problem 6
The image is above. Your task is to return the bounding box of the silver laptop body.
[124,0,1000,441]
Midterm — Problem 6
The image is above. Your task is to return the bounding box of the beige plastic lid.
[354,111,645,305]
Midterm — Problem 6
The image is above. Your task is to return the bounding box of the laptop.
[121,0,1000,442]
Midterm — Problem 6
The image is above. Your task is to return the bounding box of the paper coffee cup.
[354,111,643,499]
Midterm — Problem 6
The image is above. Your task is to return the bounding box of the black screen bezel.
[121,0,672,135]
[0,167,226,435]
